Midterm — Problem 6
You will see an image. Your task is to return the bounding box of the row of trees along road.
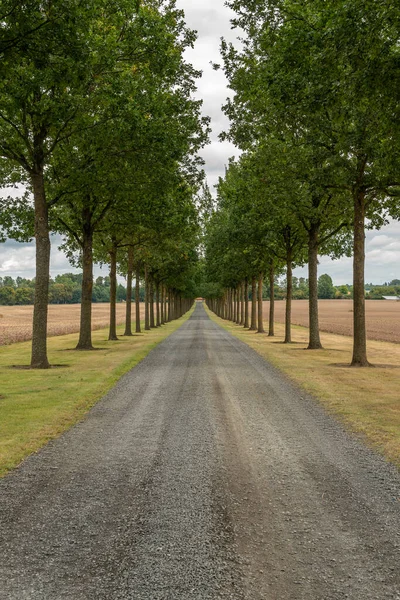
[205,0,400,366]
[0,0,209,367]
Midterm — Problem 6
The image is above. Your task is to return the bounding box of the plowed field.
[262,299,400,343]
[0,303,145,346]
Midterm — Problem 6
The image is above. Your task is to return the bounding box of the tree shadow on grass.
[10,364,70,370]
[329,363,400,369]
[60,347,107,352]
[271,340,304,345]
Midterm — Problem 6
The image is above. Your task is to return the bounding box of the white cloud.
[368,234,393,247]
[0,244,35,274]
[293,219,400,285]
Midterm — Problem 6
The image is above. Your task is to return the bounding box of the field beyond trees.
[263,300,400,344]
[0,303,145,346]
[1,300,398,347]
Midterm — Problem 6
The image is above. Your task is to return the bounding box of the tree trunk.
[240,281,245,325]
[108,241,118,341]
[145,265,150,330]
[234,287,238,323]
[124,245,134,336]
[156,282,161,327]
[76,208,94,349]
[160,284,164,324]
[351,190,370,366]
[167,288,171,322]
[284,252,292,343]
[244,278,249,328]
[250,276,257,330]
[308,226,322,349]
[135,262,141,333]
[30,170,50,368]
[257,273,265,333]
[150,276,155,328]
[268,262,275,337]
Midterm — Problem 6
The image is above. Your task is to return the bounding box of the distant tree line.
[0,274,148,305]
[2,272,397,306]
[240,275,400,302]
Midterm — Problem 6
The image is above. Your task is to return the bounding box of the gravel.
[0,303,399,599]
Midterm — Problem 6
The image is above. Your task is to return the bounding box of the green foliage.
[0,0,209,356]
[0,273,148,305]
[317,274,335,299]
[367,285,400,300]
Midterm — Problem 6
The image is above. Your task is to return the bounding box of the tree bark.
[284,253,293,343]
[240,281,245,325]
[135,262,141,333]
[268,262,275,337]
[307,226,323,349]
[250,276,257,330]
[124,245,134,336]
[145,265,150,330]
[351,190,370,366]
[235,287,239,324]
[160,284,164,324]
[150,276,155,328]
[30,170,50,368]
[108,240,118,341]
[244,278,249,328]
[167,288,171,322]
[76,207,94,349]
[156,282,161,327]
[257,273,265,333]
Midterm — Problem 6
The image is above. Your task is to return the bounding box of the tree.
[221,0,400,364]
[318,274,335,300]
[48,0,208,349]
[0,0,143,366]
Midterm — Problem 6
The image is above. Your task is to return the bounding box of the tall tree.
[0,0,142,366]
[221,0,400,364]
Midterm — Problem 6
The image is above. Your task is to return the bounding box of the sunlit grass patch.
[0,310,193,478]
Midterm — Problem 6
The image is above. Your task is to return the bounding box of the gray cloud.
[293,219,400,285]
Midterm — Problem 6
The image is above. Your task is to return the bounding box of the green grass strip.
[0,308,193,477]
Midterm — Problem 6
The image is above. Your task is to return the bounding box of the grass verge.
[206,307,400,468]
[0,310,193,478]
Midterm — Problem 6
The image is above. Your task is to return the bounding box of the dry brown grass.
[208,308,400,468]
[0,303,145,346]
[263,299,400,343]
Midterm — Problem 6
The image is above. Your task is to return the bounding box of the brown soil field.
[0,303,145,346]
[263,299,400,343]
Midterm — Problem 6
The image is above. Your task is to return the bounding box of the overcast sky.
[0,0,398,286]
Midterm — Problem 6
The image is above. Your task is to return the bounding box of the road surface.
[0,303,399,599]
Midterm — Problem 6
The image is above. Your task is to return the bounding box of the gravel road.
[0,303,399,599]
